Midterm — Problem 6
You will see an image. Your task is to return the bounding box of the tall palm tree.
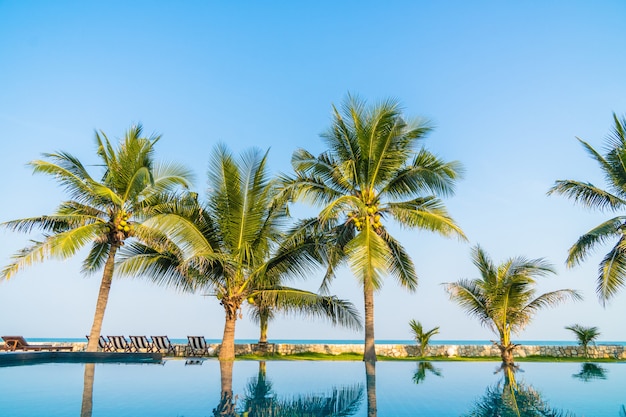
[408,319,440,357]
[117,145,361,361]
[444,245,582,365]
[565,324,601,358]
[281,94,466,362]
[0,125,192,352]
[548,114,626,303]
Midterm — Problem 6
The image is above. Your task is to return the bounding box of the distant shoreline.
[27,337,626,347]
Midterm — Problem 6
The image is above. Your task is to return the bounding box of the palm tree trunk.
[257,309,269,355]
[86,245,118,352]
[499,343,516,366]
[363,283,376,362]
[259,308,269,344]
[219,301,238,361]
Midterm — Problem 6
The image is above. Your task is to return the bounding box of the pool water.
[0,358,624,416]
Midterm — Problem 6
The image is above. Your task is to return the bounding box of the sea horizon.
[26,337,626,346]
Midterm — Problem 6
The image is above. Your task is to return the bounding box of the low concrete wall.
[17,342,626,359]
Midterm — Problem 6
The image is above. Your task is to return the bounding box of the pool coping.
[0,351,163,367]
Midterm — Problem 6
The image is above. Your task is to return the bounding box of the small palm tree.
[1,125,192,352]
[408,319,440,357]
[444,245,582,365]
[248,289,361,348]
[282,94,466,362]
[548,114,626,303]
[565,324,601,357]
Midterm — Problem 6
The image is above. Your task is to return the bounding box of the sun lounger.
[186,336,210,356]
[1,336,73,352]
[151,335,177,356]
[107,336,132,352]
[129,336,154,353]
[85,335,113,352]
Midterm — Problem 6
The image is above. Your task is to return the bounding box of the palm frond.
[388,197,467,239]
[566,216,624,266]
[1,223,101,279]
[597,240,626,302]
[384,149,463,199]
[547,180,626,211]
[255,287,362,330]
[379,230,418,290]
[344,227,390,290]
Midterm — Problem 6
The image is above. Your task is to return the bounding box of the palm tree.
[117,145,361,361]
[408,319,440,357]
[548,114,626,303]
[248,287,361,348]
[444,245,582,366]
[0,125,192,352]
[281,94,466,362]
[565,324,601,357]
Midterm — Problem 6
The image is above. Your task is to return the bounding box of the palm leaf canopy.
[281,94,466,291]
[548,114,626,303]
[116,144,340,307]
[445,245,582,339]
[1,125,193,279]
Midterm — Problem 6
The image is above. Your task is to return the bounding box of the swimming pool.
[1,358,624,416]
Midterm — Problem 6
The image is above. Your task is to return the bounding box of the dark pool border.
[0,351,163,367]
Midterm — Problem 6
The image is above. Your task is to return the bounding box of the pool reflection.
[80,363,94,417]
[66,359,626,416]
[412,361,443,385]
[461,365,577,417]
[571,362,607,382]
[213,361,364,416]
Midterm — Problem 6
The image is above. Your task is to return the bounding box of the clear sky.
[1,1,626,343]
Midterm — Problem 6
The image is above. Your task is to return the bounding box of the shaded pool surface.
[0,357,624,416]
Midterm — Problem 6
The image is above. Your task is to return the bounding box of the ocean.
[28,337,626,346]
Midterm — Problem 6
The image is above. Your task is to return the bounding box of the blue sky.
[1,1,626,342]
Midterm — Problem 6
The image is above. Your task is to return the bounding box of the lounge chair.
[107,336,132,353]
[186,336,210,356]
[1,336,73,352]
[151,335,177,356]
[129,336,154,353]
[85,335,113,352]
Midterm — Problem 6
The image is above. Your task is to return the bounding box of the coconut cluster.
[105,211,134,240]
[350,205,383,231]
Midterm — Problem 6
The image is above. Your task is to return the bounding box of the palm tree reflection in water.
[80,363,95,417]
[412,361,443,385]
[463,365,577,417]
[572,363,607,382]
[213,361,364,416]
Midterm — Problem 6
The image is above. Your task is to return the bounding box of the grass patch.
[237,352,364,361]
[235,352,624,363]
